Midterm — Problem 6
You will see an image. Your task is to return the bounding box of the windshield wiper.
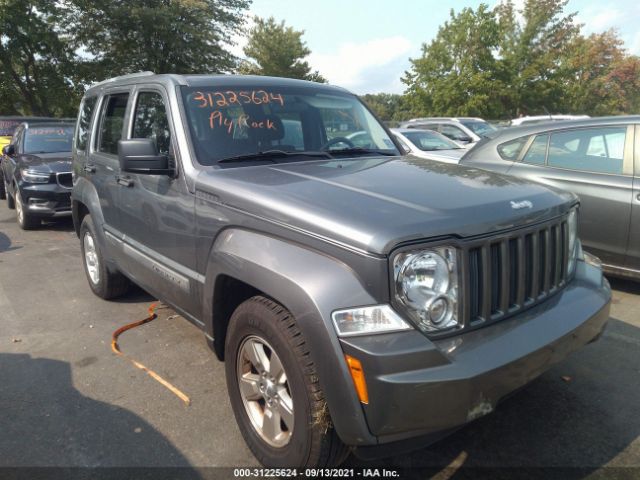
[218,149,332,164]
[328,147,397,157]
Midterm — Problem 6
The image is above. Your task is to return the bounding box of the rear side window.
[96,93,129,155]
[547,127,626,174]
[497,137,527,160]
[75,96,97,151]
[522,134,548,165]
[132,91,171,155]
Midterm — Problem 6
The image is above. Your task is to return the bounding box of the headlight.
[567,207,578,275]
[21,169,50,183]
[394,246,459,333]
[331,305,412,337]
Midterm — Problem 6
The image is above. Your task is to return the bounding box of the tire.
[6,181,14,209]
[225,296,350,468]
[0,172,5,200]
[15,189,39,230]
[79,215,130,299]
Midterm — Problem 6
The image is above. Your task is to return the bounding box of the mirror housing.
[456,135,473,143]
[2,145,15,156]
[118,139,172,175]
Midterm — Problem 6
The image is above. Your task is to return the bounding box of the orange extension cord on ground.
[111,302,191,405]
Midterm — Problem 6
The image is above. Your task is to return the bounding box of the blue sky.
[233,0,640,94]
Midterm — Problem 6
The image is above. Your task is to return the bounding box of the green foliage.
[0,0,83,116]
[240,16,326,82]
[403,0,640,119]
[67,0,251,77]
[360,93,411,122]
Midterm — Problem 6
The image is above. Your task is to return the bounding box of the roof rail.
[90,71,155,88]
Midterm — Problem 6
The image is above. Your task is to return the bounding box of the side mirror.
[118,139,171,175]
[2,145,15,156]
[456,135,473,143]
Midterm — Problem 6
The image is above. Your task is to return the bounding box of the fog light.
[427,296,449,325]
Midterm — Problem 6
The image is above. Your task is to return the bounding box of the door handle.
[116,175,134,187]
[636,193,640,202]
[84,164,96,174]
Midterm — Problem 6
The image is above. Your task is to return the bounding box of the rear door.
[627,125,640,271]
[89,90,131,265]
[508,125,634,266]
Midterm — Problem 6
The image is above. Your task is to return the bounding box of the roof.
[487,115,640,143]
[24,121,75,129]
[85,72,350,96]
[392,127,437,134]
[405,117,485,123]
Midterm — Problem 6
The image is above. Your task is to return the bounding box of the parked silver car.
[460,116,640,280]
[399,117,497,147]
[391,128,465,163]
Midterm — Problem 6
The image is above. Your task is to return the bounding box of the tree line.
[1,0,638,121]
[367,0,640,122]
[0,0,322,117]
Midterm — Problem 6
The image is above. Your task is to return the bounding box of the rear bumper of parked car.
[19,182,72,217]
[338,260,610,452]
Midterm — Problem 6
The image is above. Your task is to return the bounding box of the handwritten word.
[30,128,69,136]
[209,111,277,135]
[193,90,285,109]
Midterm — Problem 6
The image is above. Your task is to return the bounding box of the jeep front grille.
[461,215,570,326]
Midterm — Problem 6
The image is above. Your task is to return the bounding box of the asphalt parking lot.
[1,200,639,476]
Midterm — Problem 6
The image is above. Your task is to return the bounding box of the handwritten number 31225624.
[192,90,285,108]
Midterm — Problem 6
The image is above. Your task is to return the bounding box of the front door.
[117,87,199,319]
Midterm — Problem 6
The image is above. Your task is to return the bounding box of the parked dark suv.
[71,72,611,467]
[1,121,75,229]
[460,116,640,280]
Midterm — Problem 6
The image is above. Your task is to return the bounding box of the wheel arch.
[203,228,378,446]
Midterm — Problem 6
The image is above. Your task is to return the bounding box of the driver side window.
[132,91,171,155]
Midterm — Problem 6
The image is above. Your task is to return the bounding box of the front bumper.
[339,260,610,446]
[19,182,72,217]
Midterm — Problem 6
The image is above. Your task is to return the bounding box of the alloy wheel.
[237,335,294,448]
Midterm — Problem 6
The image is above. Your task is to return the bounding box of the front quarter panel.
[203,228,381,445]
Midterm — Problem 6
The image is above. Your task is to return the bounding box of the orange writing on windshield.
[193,90,285,108]
[209,111,277,134]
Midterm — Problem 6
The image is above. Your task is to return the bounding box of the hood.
[409,149,465,164]
[197,156,576,255]
[16,152,72,173]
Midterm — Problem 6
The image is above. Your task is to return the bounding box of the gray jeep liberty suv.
[71,72,611,467]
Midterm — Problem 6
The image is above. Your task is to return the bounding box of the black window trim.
[92,88,132,157]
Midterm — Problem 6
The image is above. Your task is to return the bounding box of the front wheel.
[225,296,349,467]
[15,190,40,230]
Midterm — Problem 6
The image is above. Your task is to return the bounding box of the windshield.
[24,126,74,153]
[180,85,399,165]
[402,130,462,151]
[460,120,496,137]
[0,120,21,137]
